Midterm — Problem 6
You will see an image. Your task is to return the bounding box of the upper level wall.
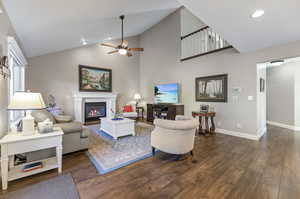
[180,8,206,37]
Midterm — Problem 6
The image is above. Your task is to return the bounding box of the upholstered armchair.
[151,117,199,156]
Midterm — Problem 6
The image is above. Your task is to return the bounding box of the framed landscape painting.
[195,74,228,102]
[79,65,112,92]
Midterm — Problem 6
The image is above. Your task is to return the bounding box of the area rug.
[3,174,79,199]
[87,122,154,174]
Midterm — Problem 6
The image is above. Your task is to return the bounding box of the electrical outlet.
[236,123,243,129]
[217,121,222,127]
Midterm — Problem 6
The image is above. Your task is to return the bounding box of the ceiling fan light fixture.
[118,48,127,55]
[81,38,87,45]
[251,10,264,18]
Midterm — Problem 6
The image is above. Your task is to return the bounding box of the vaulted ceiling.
[177,0,300,52]
[2,0,180,57]
[3,0,300,57]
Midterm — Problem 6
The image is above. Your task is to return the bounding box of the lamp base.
[22,111,35,136]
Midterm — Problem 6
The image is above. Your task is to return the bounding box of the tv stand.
[147,104,184,122]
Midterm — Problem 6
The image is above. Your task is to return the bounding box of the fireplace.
[84,102,106,123]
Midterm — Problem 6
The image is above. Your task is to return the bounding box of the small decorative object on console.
[200,104,209,112]
[110,108,123,119]
[37,119,54,133]
[48,94,56,108]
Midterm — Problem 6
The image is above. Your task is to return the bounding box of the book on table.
[23,162,43,172]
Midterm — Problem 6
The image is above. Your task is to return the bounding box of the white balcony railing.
[181,26,232,61]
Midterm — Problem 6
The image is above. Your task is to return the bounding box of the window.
[8,37,27,123]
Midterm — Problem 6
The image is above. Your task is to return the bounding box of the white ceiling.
[3,0,180,57]
[177,0,300,52]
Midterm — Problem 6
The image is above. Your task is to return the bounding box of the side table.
[136,107,144,121]
[192,112,216,135]
[0,127,63,190]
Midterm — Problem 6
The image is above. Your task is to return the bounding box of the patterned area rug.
[87,122,154,174]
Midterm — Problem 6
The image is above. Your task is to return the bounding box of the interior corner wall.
[139,9,300,136]
[26,36,141,116]
[0,1,18,137]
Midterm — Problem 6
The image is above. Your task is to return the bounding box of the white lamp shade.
[7,92,46,110]
[133,93,142,100]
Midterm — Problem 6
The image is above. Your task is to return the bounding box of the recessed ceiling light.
[270,60,284,66]
[81,38,87,45]
[251,10,264,18]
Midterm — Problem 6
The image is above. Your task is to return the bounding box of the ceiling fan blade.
[129,48,144,52]
[108,50,118,54]
[122,40,128,47]
[127,52,133,57]
[101,43,117,48]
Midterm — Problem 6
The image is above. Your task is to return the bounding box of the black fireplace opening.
[84,102,106,123]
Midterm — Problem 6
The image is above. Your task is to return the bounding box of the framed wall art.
[79,65,112,92]
[195,74,228,102]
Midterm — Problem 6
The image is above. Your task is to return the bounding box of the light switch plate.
[248,96,254,101]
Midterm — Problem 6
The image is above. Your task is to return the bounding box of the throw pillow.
[123,105,133,112]
[32,110,56,124]
[54,115,73,123]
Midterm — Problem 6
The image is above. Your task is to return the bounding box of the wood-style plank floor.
[1,124,300,199]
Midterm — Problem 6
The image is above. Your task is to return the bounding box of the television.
[154,83,179,104]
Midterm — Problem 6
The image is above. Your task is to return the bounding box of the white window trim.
[7,36,28,125]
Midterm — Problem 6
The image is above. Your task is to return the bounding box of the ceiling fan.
[101,15,144,57]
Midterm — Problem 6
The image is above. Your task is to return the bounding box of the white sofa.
[151,117,199,156]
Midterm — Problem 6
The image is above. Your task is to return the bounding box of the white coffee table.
[100,118,135,139]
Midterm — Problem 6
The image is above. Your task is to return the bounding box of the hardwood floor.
[1,124,300,199]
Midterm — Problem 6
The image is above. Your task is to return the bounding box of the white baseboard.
[267,121,300,131]
[216,128,262,141]
[257,126,267,139]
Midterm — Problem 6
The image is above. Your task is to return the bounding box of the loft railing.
[181,26,232,61]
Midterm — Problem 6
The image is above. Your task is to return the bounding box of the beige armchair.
[151,117,199,156]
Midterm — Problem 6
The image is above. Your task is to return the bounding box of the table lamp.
[7,91,46,135]
[133,93,142,107]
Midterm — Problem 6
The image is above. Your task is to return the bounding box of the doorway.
[258,56,300,132]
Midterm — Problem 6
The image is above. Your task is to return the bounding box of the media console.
[147,104,184,122]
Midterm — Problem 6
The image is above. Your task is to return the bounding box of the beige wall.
[0,1,18,137]
[139,10,300,136]
[26,36,140,115]
[266,61,300,127]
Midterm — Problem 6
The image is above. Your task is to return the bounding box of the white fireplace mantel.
[73,92,117,123]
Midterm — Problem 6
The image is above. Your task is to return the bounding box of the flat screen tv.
[154,83,179,104]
